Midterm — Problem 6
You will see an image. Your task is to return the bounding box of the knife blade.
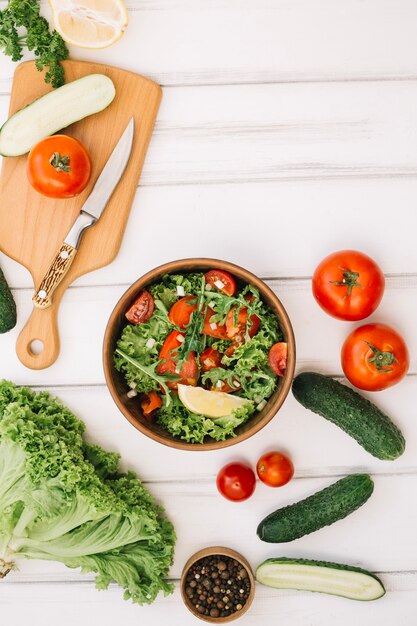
[33,117,135,309]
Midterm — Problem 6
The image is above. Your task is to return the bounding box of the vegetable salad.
[114,270,286,443]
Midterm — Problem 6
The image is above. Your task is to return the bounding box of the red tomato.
[256,451,294,487]
[27,135,92,198]
[200,347,222,371]
[125,290,154,324]
[225,306,260,339]
[168,296,197,328]
[216,463,256,502]
[140,391,162,420]
[268,343,288,377]
[312,250,385,321]
[203,307,228,338]
[341,323,409,391]
[157,331,198,389]
[205,270,236,296]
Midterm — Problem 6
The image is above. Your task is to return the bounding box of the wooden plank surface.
[1,0,417,623]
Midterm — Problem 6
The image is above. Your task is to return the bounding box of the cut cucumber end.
[256,558,385,601]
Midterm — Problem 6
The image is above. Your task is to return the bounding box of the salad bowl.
[103,258,295,450]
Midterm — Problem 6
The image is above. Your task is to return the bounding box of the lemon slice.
[178,384,249,419]
[49,0,128,49]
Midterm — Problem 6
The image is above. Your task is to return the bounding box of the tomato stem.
[49,152,71,173]
[365,341,397,373]
[330,267,362,297]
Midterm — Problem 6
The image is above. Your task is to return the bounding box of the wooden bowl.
[103,258,295,450]
[180,546,255,622]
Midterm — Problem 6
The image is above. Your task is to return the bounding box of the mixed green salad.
[114,269,287,443]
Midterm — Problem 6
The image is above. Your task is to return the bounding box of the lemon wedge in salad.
[49,0,128,49]
[178,385,249,419]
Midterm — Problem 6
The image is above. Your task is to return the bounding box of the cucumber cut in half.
[256,558,385,601]
[0,74,116,157]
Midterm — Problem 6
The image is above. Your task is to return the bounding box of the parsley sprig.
[0,0,69,87]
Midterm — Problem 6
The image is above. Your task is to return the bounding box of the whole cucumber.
[292,372,405,460]
[257,474,373,543]
[0,267,16,333]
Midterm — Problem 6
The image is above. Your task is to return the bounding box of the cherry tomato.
[157,331,198,389]
[125,290,154,324]
[257,451,294,487]
[205,270,236,296]
[200,347,222,371]
[312,250,385,321]
[203,307,228,339]
[341,323,409,391]
[168,296,197,328]
[140,391,162,420]
[268,343,288,377]
[27,135,92,198]
[216,462,256,502]
[225,306,260,339]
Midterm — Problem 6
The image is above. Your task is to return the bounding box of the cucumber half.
[256,558,385,601]
[0,74,116,157]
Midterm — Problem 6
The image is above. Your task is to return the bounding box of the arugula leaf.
[0,0,69,88]
[176,277,206,364]
[201,367,240,389]
[114,349,178,407]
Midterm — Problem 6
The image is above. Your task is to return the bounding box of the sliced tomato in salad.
[141,391,162,420]
[268,342,287,377]
[157,330,198,389]
[225,306,260,339]
[202,307,229,338]
[168,296,198,329]
[200,347,222,371]
[125,290,154,324]
[205,269,236,296]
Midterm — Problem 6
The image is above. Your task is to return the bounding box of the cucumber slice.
[0,74,115,157]
[256,558,385,601]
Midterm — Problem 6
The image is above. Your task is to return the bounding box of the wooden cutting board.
[0,60,161,370]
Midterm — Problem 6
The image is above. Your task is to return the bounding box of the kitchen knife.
[33,117,135,309]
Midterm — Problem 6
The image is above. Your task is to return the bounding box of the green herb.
[0,0,69,88]
[115,349,177,406]
[176,278,206,364]
[149,272,204,309]
[201,367,240,389]
[0,380,175,603]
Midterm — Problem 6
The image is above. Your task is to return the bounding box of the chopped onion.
[256,400,267,411]
[128,381,137,389]
[233,380,241,388]
[205,283,212,291]
[175,365,181,374]
[204,359,213,367]
[208,301,216,309]
[177,334,185,343]
[127,389,137,398]
[214,279,225,290]
[216,380,223,389]
[210,322,218,330]
[176,285,185,297]
[254,395,263,405]
[145,338,156,349]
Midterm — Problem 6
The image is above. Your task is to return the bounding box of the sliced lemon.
[178,384,249,419]
[49,0,128,49]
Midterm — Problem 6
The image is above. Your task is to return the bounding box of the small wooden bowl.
[180,546,255,622]
[103,258,295,450]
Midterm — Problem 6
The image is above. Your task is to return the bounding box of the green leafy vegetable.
[156,395,253,443]
[115,349,178,406]
[149,273,205,310]
[0,380,175,602]
[0,0,69,87]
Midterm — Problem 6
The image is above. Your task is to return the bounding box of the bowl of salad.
[103,259,295,450]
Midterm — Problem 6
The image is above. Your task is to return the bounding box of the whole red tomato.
[27,135,92,198]
[216,462,256,502]
[256,451,294,487]
[341,323,409,391]
[312,250,385,321]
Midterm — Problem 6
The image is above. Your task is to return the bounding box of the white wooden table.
[1,1,417,624]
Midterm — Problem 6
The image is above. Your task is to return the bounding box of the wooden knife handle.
[33,243,77,309]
